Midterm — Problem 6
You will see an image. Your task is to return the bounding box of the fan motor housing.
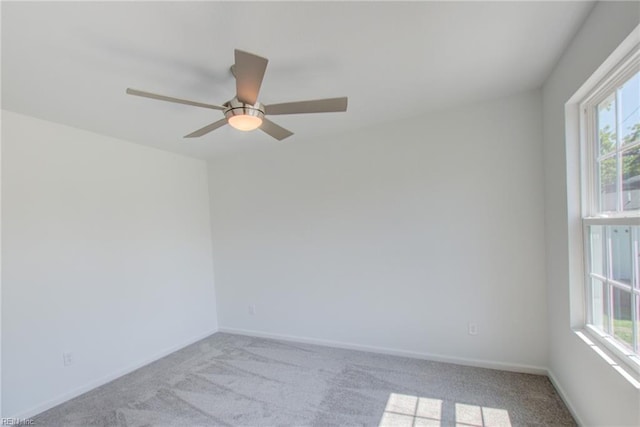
[223,97,265,121]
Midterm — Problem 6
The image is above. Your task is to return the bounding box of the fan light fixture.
[224,98,265,132]
[227,114,263,131]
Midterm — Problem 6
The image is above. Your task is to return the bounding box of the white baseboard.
[12,328,218,420]
[547,369,585,426]
[217,327,548,375]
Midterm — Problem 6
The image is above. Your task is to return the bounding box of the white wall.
[1,110,218,418]
[542,2,640,426]
[208,90,547,371]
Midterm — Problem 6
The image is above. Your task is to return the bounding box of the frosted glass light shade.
[228,114,263,131]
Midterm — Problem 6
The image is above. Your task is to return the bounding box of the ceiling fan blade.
[184,118,228,138]
[264,97,348,115]
[234,49,268,105]
[126,88,225,111]
[260,118,293,141]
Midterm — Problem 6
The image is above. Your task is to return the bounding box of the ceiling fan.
[126,49,348,141]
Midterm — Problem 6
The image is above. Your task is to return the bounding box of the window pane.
[590,225,605,277]
[622,146,640,211]
[621,72,639,146]
[598,94,617,156]
[613,288,633,348]
[599,157,618,212]
[591,278,608,331]
[610,226,632,285]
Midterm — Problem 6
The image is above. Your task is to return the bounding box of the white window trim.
[579,45,640,374]
[565,25,640,390]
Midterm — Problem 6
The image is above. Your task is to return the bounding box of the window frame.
[582,220,640,371]
[579,48,640,374]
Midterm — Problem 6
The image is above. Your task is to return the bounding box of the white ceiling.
[2,1,593,159]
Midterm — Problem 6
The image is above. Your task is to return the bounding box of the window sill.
[574,328,640,389]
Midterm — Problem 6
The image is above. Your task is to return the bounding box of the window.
[581,51,640,367]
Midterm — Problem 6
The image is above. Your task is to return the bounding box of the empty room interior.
[2,1,640,426]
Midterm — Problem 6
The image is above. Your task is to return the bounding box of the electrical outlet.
[468,322,478,336]
[62,352,74,367]
[248,304,256,315]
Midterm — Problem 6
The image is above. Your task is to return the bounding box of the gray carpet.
[33,333,575,426]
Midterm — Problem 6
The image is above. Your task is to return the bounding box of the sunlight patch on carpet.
[379,393,512,427]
